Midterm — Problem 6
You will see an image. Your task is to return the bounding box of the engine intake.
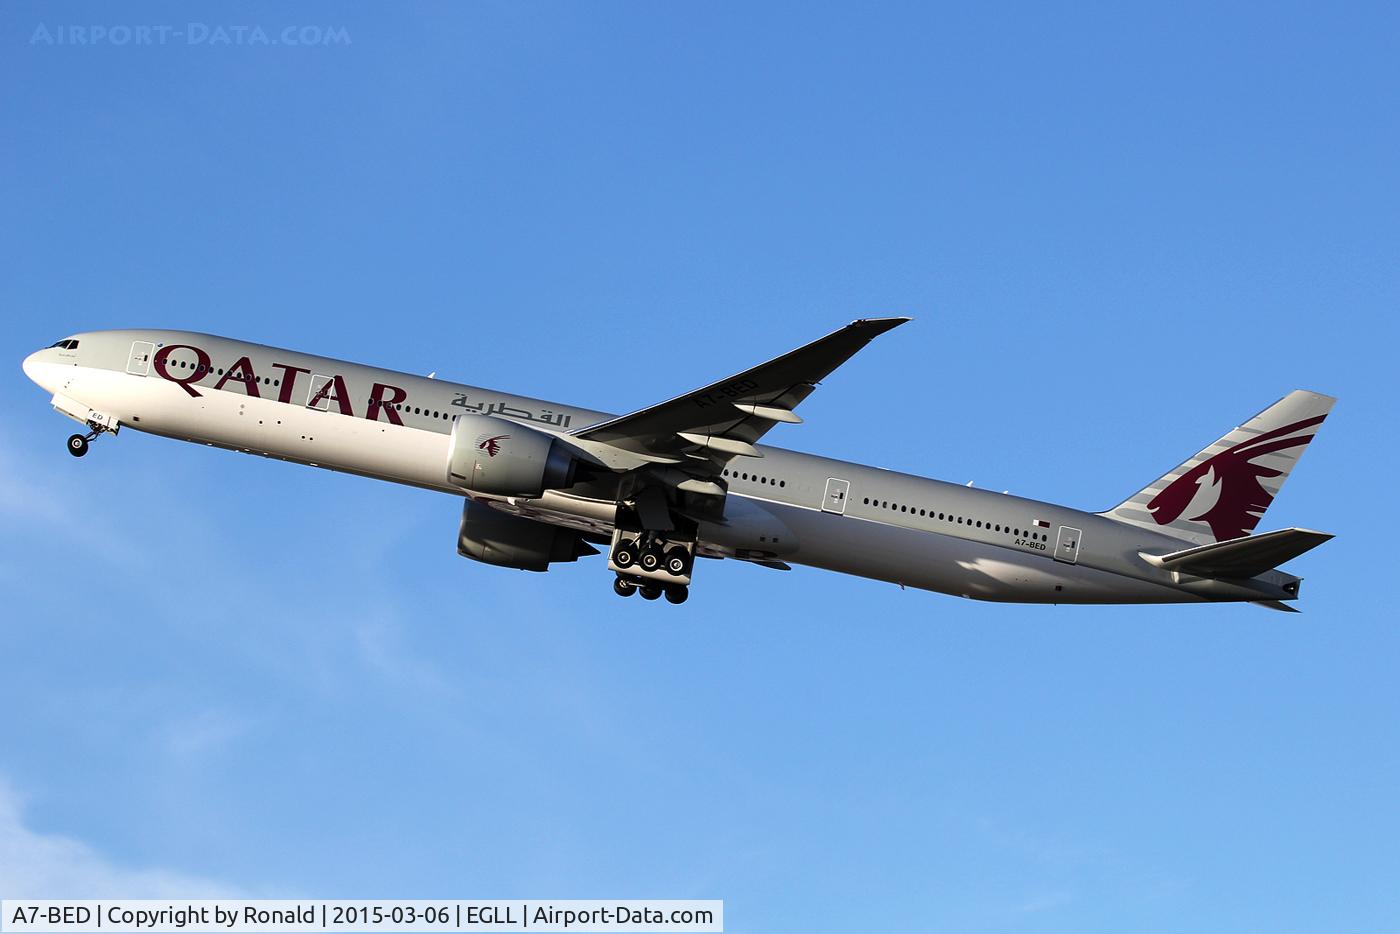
[447,414,576,497]
[457,499,598,572]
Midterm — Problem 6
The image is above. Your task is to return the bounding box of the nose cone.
[22,350,59,394]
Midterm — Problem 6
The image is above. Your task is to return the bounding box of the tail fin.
[1101,390,1335,544]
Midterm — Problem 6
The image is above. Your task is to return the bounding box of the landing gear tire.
[664,549,688,576]
[639,548,663,573]
[67,434,89,457]
[613,544,638,570]
[639,584,662,601]
[613,577,637,598]
[664,585,689,605]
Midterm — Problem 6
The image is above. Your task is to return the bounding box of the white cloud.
[0,779,241,897]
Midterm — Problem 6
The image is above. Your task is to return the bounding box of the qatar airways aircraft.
[22,320,1334,608]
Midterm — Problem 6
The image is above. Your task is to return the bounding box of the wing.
[573,317,910,462]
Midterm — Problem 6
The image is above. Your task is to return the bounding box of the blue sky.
[2,1,1397,930]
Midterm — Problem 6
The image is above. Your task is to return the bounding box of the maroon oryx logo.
[477,434,509,457]
[1147,415,1325,541]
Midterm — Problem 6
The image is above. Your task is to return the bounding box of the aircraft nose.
[22,349,57,394]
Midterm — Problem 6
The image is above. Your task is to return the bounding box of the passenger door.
[306,374,334,410]
[822,477,851,515]
[1054,525,1082,564]
[126,341,154,376]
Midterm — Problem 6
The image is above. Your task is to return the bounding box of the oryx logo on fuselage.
[1148,415,1325,541]
[477,434,509,457]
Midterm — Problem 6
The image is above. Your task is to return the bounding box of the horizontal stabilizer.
[1145,527,1333,579]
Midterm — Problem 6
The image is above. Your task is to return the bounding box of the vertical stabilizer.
[1101,390,1335,544]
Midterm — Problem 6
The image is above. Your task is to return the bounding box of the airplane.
[21,320,1334,609]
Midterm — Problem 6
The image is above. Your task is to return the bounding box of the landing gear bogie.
[607,503,699,605]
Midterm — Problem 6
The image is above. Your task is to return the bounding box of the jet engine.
[457,499,598,572]
[446,413,577,497]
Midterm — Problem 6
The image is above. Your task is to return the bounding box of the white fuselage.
[22,329,1293,605]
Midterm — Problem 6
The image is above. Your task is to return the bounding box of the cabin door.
[822,478,851,515]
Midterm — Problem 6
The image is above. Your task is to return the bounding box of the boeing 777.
[22,321,1334,608]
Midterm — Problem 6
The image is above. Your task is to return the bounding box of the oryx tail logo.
[1148,415,1325,541]
[477,433,509,457]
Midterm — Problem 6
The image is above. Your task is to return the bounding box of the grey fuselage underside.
[32,329,1302,606]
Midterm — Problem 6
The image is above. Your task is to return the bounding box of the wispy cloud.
[0,442,144,572]
[0,777,242,897]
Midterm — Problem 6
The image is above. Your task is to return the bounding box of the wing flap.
[1145,527,1334,579]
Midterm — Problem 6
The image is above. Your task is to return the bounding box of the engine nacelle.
[447,414,576,497]
[457,499,598,572]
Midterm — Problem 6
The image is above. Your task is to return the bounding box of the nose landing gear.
[54,404,120,458]
[66,419,113,458]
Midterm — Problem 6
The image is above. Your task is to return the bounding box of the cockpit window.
[48,339,79,350]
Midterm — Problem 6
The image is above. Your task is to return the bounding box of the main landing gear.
[608,516,696,607]
[612,575,689,604]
